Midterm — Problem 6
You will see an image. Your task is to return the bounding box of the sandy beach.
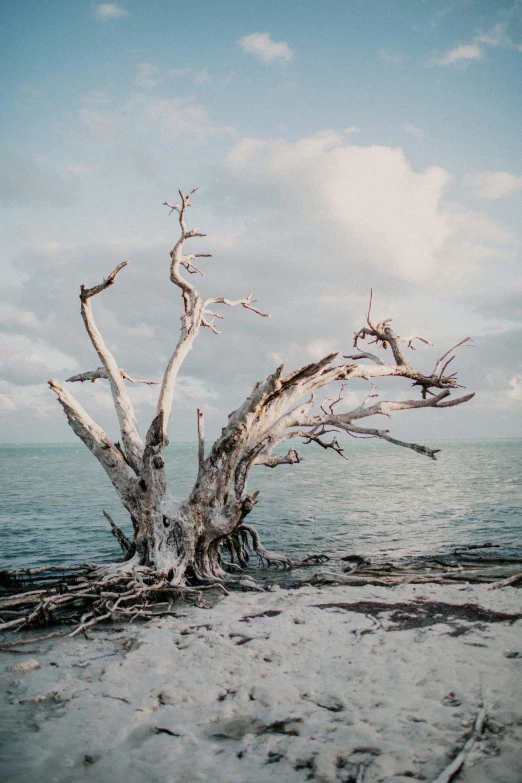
[1,580,521,783]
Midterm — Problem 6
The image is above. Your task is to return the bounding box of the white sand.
[1,582,521,783]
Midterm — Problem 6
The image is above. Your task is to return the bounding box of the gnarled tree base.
[2,549,520,645]
[0,520,332,640]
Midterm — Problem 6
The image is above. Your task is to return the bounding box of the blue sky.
[1,0,522,443]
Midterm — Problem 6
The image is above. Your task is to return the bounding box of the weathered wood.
[42,189,475,589]
[486,572,522,589]
[66,367,158,385]
[429,696,487,783]
[103,510,132,554]
[79,261,144,472]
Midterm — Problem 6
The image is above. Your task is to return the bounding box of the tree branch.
[48,379,137,490]
[353,292,471,395]
[156,190,268,440]
[66,367,158,385]
[343,352,385,365]
[432,338,472,377]
[80,263,144,472]
[203,294,270,319]
[255,447,302,468]
[199,313,474,507]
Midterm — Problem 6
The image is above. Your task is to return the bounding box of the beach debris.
[10,658,40,673]
[239,609,282,622]
[210,716,264,739]
[102,693,130,703]
[341,554,371,564]
[453,542,501,553]
[485,572,522,590]
[155,726,181,737]
[429,695,488,783]
[310,600,522,632]
[2,554,520,641]
[301,692,345,712]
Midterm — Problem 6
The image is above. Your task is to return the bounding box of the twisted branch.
[155,190,268,439]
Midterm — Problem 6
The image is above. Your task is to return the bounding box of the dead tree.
[48,190,474,586]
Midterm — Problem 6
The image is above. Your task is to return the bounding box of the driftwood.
[486,572,522,590]
[301,567,520,588]
[1,188,479,623]
[430,696,488,783]
[44,190,475,586]
[0,565,229,640]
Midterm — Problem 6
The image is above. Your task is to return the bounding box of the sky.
[1,0,522,446]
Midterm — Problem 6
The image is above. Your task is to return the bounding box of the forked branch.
[154,190,268,439]
[350,292,472,399]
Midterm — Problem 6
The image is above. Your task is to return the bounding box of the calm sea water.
[0,440,521,570]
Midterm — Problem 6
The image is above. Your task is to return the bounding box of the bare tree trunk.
[48,190,474,587]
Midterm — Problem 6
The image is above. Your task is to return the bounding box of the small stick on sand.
[356,762,366,782]
[429,695,487,783]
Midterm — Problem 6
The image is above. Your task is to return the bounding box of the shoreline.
[1,581,521,782]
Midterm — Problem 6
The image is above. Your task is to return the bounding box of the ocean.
[1,439,521,571]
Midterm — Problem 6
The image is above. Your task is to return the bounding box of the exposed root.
[292,553,330,566]
[0,527,326,637]
[103,510,135,559]
[4,542,515,640]
[0,564,228,639]
[236,525,328,569]
[238,525,293,568]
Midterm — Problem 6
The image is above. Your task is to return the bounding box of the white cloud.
[0,146,73,205]
[225,131,451,283]
[403,124,423,137]
[194,68,210,84]
[508,374,522,401]
[0,335,78,386]
[135,63,160,89]
[431,19,518,68]
[344,126,360,135]
[431,44,482,67]
[379,48,403,64]
[224,131,517,290]
[475,22,510,48]
[430,7,450,28]
[78,91,234,147]
[93,3,128,21]
[464,171,522,200]
[67,163,95,177]
[0,381,56,416]
[167,67,210,84]
[306,339,339,360]
[0,307,42,334]
[238,33,295,64]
